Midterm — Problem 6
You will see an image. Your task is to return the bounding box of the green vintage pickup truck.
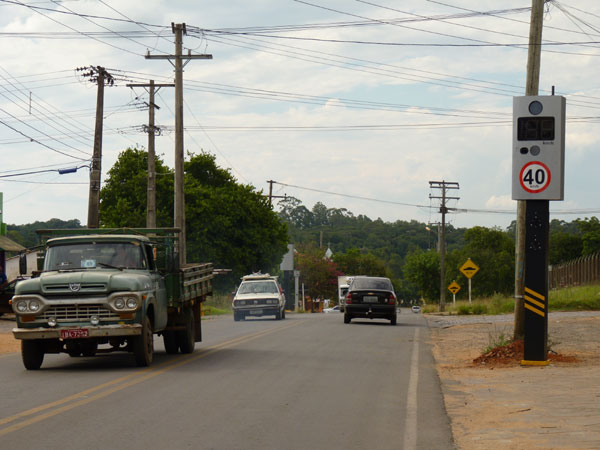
[11,228,213,370]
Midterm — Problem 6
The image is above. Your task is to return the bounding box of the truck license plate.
[60,329,89,339]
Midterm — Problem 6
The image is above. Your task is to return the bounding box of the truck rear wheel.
[177,308,195,354]
[22,340,44,370]
[134,316,154,366]
[163,331,179,354]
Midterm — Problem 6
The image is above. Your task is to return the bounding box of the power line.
[0,115,90,160]
[6,0,146,57]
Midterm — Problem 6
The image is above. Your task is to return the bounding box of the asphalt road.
[0,310,453,450]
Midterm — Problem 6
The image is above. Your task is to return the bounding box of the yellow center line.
[0,321,299,437]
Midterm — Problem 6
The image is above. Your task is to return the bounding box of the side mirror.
[19,253,27,275]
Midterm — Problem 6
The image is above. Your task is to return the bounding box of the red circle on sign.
[519,161,551,193]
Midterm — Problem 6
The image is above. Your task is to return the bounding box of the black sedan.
[343,276,397,325]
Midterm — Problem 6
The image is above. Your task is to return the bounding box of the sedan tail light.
[388,292,397,305]
[345,292,353,304]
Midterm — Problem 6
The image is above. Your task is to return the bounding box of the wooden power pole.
[429,181,460,312]
[146,23,212,265]
[515,0,546,340]
[126,80,174,228]
[78,66,114,228]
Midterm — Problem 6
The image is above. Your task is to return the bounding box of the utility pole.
[126,81,174,228]
[146,23,212,265]
[515,0,546,340]
[266,180,286,207]
[78,66,114,228]
[429,181,460,312]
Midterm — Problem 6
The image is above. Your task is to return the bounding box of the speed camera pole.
[512,94,566,363]
[515,0,546,341]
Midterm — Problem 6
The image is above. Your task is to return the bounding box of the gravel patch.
[426,310,600,328]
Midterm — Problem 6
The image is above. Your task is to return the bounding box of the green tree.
[7,218,82,247]
[549,232,583,265]
[576,217,600,255]
[100,148,173,228]
[334,248,389,277]
[99,149,289,291]
[295,243,340,301]
[403,249,440,302]
[449,226,514,296]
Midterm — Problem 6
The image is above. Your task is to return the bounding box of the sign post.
[448,281,461,305]
[459,259,479,304]
[512,95,566,365]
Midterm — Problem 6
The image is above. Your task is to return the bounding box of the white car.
[232,273,286,321]
[411,305,421,313]
[324,305,341,313]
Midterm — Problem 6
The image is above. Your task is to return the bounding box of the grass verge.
[422,283,600,315]
[203,293,232,316]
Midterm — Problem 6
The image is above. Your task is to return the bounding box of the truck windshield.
[45,242,146,270]
[238,281,278,294]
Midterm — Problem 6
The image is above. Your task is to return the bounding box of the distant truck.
[11,228,213,370]
[338,275,354,312]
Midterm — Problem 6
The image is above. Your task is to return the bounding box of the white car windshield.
[238,281,279,294]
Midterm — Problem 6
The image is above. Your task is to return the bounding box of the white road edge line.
[403,326,419,450]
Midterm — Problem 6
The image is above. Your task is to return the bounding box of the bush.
[471,303,488,315]
[457,305,471,315]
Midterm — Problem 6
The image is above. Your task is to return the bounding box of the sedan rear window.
[351,278,393,291]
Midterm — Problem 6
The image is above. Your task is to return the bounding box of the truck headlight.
[16,301,27,312]
[114,298,125,309]
[29,300,40,312]
[126,297,137,309]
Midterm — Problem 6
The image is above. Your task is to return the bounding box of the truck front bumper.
[12,324,142,340]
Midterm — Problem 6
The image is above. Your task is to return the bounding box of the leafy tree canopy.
[99,148,288,291]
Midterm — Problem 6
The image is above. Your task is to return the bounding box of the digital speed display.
[517,116,555,141]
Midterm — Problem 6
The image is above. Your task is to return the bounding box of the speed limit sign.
[520,161,551,194]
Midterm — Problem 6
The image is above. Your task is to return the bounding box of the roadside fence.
[549,252,600,289]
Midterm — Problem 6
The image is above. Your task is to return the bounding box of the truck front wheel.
[177,308,195,354]
[134,316,154,366]
[22,340,44,370]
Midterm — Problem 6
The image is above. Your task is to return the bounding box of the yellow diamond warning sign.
[448,281,461,295]
[460,258,479,279]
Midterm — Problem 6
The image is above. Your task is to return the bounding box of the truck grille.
[39,304,119,322]
[43,283,107,295]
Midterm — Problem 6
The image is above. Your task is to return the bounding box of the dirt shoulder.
[427,312,600,450]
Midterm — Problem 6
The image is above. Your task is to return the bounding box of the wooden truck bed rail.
[180,263,214,303]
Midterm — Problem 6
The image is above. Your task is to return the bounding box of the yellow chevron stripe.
[524,295,545,310]
[524,302,545,317]
[524,287,545,301]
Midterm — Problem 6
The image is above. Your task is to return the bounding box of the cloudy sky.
[1,0,599,230]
